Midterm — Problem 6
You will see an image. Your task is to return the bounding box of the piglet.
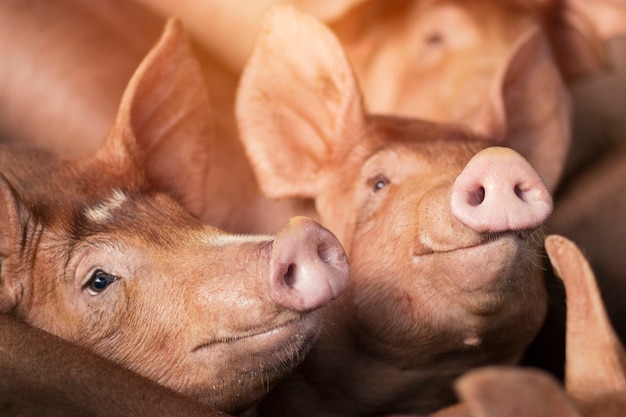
[236,6,568,416]
[0,19,349,416]
[134,0,626,84]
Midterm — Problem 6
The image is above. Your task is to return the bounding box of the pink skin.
[270,217,349,311]
[450,147,553,234]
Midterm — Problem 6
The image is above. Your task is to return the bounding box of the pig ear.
[473,26,571,192]
[0,175,25,313]
[551,0,626,81]
[545,235,626,414]
[102,18,213,217]
[236,5,366,199]
[455,366,582,417]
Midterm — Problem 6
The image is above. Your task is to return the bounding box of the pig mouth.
[414,231,539,292]
[191,312,321,354]
[417,230,534,256]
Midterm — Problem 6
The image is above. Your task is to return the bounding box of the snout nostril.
[514,184,524,200]
[467,186,485,206]
[284,263,296,287]
[317,242,332,264]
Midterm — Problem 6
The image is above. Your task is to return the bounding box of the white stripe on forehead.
[84,189,128,223]
[204,232,274,247]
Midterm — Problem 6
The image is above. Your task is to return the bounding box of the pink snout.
[450,147,553,233]
[269,217,349,312]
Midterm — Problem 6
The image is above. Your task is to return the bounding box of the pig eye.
[425,32,444,47]
[368,174,390,192]
[84,269,117,295]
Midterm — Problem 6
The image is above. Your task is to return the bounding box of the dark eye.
[368,174,390,192]
[84,269,117,295]
[425,32,444,46]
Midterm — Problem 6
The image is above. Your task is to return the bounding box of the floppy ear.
[453,366,582,417]
[473,26,571,192]
[100,18,213,217]
[0,175,26,313]
[236,5,366,199]
[545,235,626,416]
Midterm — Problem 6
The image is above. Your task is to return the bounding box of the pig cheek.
[350,260,436,359]
[19,268,87,341]
[85,282,192,389]
[346,215,432,355]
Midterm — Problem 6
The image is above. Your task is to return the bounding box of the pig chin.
[414,232,541,314]
[188,312,322,411]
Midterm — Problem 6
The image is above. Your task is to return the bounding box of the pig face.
[0,20,349,414]
[332,0,534,123]
[310,123,547,364]
[237,6,568,413]
[330,0,626,123]
[0,181,345,413]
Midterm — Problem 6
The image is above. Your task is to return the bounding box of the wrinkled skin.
[235,6,569,415]
[0,20,349,416]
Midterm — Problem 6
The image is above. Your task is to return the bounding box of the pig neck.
[259,297,526,417]
[315,302,524,414]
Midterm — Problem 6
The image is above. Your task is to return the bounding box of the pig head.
[135,0,626,85]
[236,6,568,416]
[0,19,349,415]
[328,0,626,119]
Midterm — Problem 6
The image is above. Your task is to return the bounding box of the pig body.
[0,315,226,417]
[236,6,568,415]
[0,19,349,415]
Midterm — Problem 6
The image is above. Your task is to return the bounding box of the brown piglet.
[0,19,349,416]
[236,6,568,416]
